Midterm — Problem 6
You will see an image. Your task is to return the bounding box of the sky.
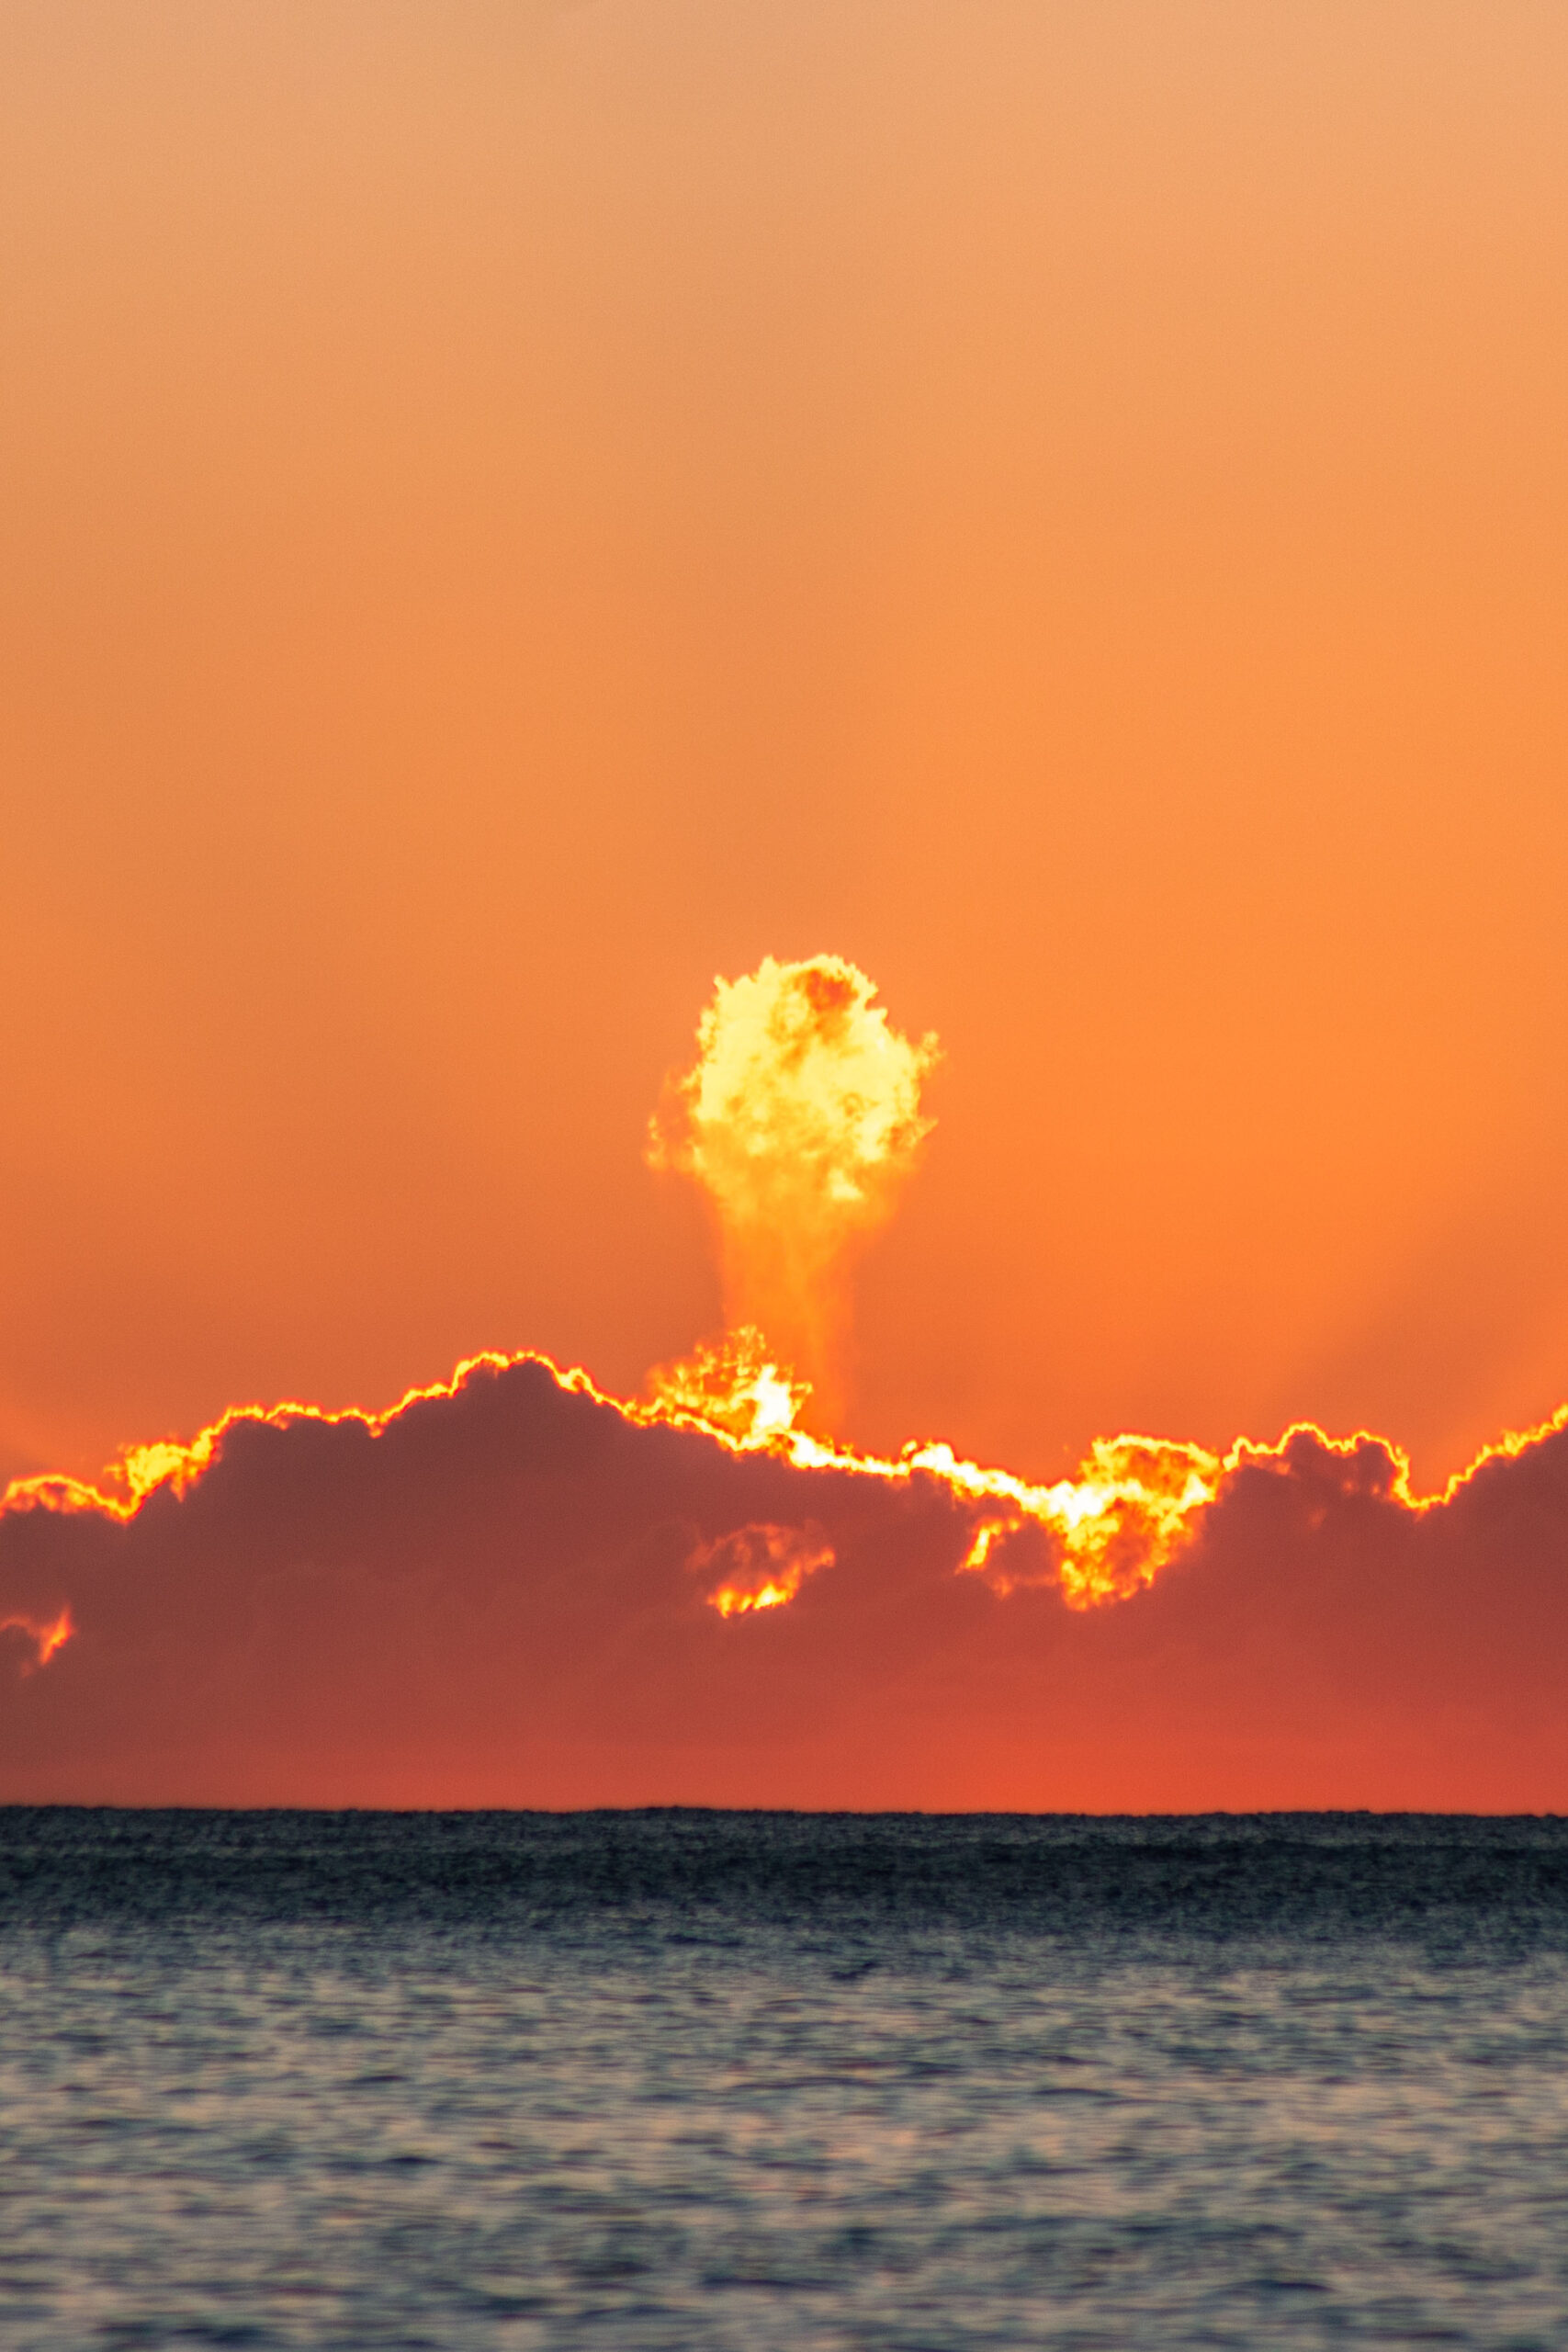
[5,3,1568,1805]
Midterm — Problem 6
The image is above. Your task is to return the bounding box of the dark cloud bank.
[4,1358,1566,1809]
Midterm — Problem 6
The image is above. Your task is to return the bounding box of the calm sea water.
[3,1811,1567,2350]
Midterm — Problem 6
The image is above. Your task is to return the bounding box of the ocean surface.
[3,1812,1567,2349]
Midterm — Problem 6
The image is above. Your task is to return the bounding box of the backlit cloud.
[5,1351,1568,1810]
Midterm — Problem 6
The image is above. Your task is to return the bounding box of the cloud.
[648,955,939,1404]
[5,1353,1568,1810]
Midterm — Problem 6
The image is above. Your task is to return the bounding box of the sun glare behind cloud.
[648,954,939,1415]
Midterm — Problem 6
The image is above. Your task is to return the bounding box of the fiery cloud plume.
[649,956,939,1406]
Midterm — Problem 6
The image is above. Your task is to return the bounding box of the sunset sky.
[6,4,1568,1806]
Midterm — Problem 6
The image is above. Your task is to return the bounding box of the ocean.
[3,1809,1566,2348]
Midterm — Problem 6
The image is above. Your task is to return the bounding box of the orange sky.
[6,0,1568,1508]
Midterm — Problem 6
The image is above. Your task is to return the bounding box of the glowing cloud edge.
[7,1338,1566,1665]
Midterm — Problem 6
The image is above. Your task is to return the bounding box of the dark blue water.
[4,1811,1567,2349]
